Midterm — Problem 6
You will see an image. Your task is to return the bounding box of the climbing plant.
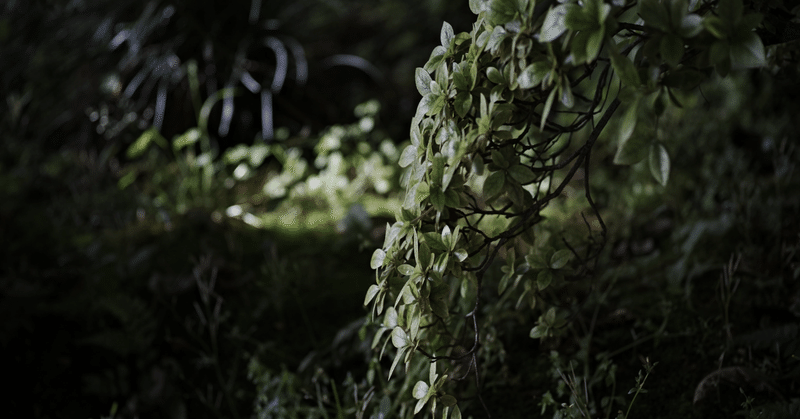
[363,0,791,417]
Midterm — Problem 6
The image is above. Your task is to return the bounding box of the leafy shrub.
[362,0,797,417]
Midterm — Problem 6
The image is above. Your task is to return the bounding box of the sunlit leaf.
[413,380,430,400]
[371,249,386,269]
[441,21,455,47]
[540,5,568,42]
[398,264,415,276]
[364,284,380,306]
[416,68,433,96]
[391,327,408,348]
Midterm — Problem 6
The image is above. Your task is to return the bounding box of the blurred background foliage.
[0,0,799,418]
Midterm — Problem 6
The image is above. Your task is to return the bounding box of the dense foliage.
[362,0,800,417]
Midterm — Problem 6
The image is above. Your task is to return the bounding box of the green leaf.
[610,48,640,87]
[550,249,571,269]
[484,170,505,199]
[679,14,703,38]
[414,398,427,415]
[364,284,380,306]
[639,0,669,32]
[416,68,433,96]
[452,405,462,419]
[469,0,490,14]
[660,34,684,67]
[490,149,509,169]
[399,144,417,168]
[649,141,670,186]
[518,61,549,89]
[388,347,405,380]
[487,67,505,84]
[488,0,518,25]
[614,103,649,165]
[560,82,574,108]
[540,88,557,131]
[384,306,398,328]
[429,95,446,116]
[530,325,546,339]
[413,381,430,400]
[537,270,553,290]
[371,249,386,269]
[508,164,535,184]
[441,21,455,47]
[398,264,415,276]
[440,395,457,407]
[127,127,165,159]
[455,91,473,118]
[419,242,433,269]
[545,307,557,324]
[586,29,605,63]
[564,3,596,31]
[431,188,446,212]
[172,128,201,151]
[539,5,568,42]
[453,248,469,262]
[618,101,638,144]
[423,46,448,73]
[730,31,766,69]
[391,327,408,348]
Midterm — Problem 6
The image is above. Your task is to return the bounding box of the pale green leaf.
[416,68,433,96]
[413,381,430,400]
[539,5,568,42]
[398,264,415,276]
[391,327,408,348]
[370,249,386,269]
[384,306,398,328]
[399,145,416,168]
[388,347,405,380]
[364,284,380,306]
[441,21,455,47]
